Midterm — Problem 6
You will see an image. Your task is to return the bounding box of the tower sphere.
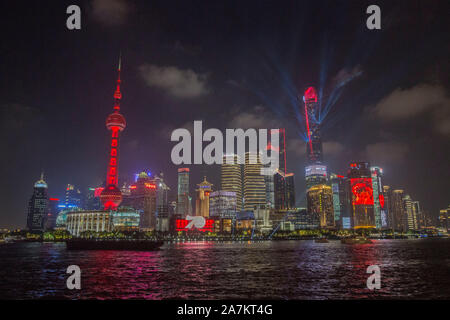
[99,184,123,210]
[106,112,126,131]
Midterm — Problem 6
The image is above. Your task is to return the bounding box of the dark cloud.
[228,106,282,129]
[0,103,39,132]
[139,64,210,98]
[365,141,409,165]
[332,65,363,88]
[173,41,202,56]
[91,0,131,26]
[371,84,450,137]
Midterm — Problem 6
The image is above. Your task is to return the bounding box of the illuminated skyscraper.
[46,197,59,230]
[370,167,386,229]
[85,187,103,210]
[347,162,376,229]
[402,194,418,231]
[244,152,266,211]
[277,128,287,174]
[305,165,327,190]
[221,154,243,210]
[303,87,323,164]
[27,173,49,231]
[306,184,334,229]
[285,174,296,209]
[100,57,126,210]
[271,129,295,210]
[274,170,296,210]
[411,201,421,229]
[303,87,327,192]
[391,189,405,231]
[439,206,450,231]
[65,184,82,208]
[210,191,237,219]
[155,172,170,232]
[195,176,213,218]
[330,174,350,229]
[265,174,275,208]
[383,185,392,228]
[124,171,157,230]
[177,168,191,215]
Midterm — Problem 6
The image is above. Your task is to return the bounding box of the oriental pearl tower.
[100,56,127,210]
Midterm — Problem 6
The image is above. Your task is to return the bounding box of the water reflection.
[0,239,449,299]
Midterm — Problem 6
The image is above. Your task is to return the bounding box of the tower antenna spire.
[113,53,122,111]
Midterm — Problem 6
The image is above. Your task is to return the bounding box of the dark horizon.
[1,0,449,229]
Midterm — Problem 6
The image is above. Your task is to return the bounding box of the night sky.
[0,0,449,228]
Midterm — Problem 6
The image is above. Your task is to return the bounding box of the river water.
[0,239,449,299]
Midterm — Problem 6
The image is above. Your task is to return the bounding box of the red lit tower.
[303,86,327,190]
[100,57,127,210]
[303,86,323,164]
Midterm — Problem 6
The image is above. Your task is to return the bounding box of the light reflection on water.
[0,239,449,299]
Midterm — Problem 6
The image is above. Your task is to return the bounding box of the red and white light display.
[350,178,374,206]
[176,216,214,232]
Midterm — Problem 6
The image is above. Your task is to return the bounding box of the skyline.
[1,0,449,228]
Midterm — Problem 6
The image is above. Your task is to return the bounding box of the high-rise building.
[155,172,170,232]
[195,176,213,218]
[303,86,327,192]
[46,198,59,230]
[244,152,266,211]
[383,185,393,229]
[209,191,237,219]
[277,128,287,174]
[330,174,349,229]
[303,87,323,164]
[439,206,450,231]
[177,168,191,216]
[411,201,421,229]
[402,194,418,231]
[285,174,295,209]
[65,184,82,208]
[391,189,405,231]
[305,165,328,191]
[264,167,275,209]
[306,184,334,229]
[27,173,49,231]
[269,129,295,210]
[347,162,376,229]
[85,187,102,210]
[274,170,296,210]
[124,171,157,230]
[100,57,126,210]
[221,154,243,210]
[370,167,386,229]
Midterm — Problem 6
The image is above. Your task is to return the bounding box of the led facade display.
[350,178,374,205]
[176,216,214,232]
[305,165,327,177]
